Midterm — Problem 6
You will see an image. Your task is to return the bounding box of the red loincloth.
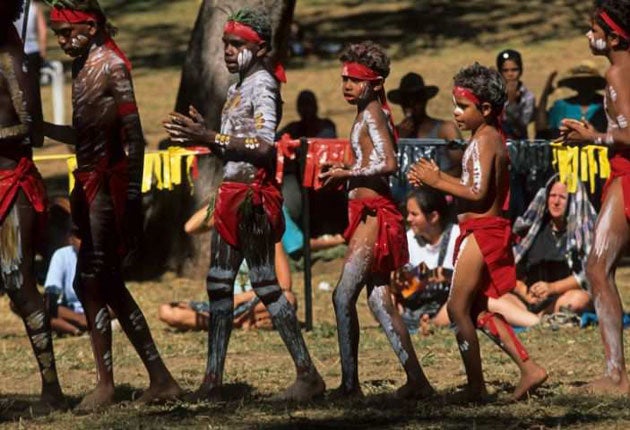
[453,216,515,299]
[73,157,128,253]
[343,195,408,275]
[213,178,285,249]
[603,154,630,220]
[0,157,46,224]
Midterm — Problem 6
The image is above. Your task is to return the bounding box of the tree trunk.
[133,0,296,280]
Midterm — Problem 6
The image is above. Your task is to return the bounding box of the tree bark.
[134,0,295,280]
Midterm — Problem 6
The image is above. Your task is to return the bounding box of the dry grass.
[5,0,630,428]
[2,261,630,429]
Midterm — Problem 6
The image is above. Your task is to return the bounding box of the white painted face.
[452,96,464,116]
[71,34,88,49]
[587,30,607,51]
[237,48,253,72]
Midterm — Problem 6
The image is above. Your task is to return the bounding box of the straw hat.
[557,61,606,91]
[387,73,439,105]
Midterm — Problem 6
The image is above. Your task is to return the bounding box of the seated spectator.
[496,49,536,140]
[43,229,87,336]
[278,90,346,239]
[505,176,595,316]
[158,204,296,331]
[535,61,607,139]
[391,189,539,333]
[388,72,463,177]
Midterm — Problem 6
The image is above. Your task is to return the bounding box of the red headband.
[342,62,382,81]
[50,8,99,23]
[50,8,132,71]
[224,21,263,44]
[453,86,481,105]
[223,20,286,83]
[341,62,397,142]
[599,10,630,41]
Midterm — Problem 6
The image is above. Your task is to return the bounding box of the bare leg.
[5,193,66,410]
[192,230,241,401]
[106,271,182,403]
[488,295,540,327]
[446,235,488,402]
[331,222,372,397]
[584,179,630,395]
[55,305,88,333]
[477,310,547,400]
[367,280,434,399]
[246,235,324,402]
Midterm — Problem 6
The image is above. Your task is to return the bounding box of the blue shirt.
[44,246,83,313]
[547,98,606,131]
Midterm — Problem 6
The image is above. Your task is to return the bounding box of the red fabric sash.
[454,216,515,299]
[49,7,132,71]
[0,158,46,223]
[302,138,352,190]
[73,157,128,252]
[213,178,285,249]
[344,196,408,274]
[603,154,630,220]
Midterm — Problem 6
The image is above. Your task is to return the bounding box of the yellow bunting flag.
[550,144,610,193]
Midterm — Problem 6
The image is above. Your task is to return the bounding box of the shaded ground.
[2,262,630,428]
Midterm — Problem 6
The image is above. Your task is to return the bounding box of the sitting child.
[44,229,87,336]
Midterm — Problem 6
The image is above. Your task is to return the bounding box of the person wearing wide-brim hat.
[388,72,462,177]
[535,61,607,140]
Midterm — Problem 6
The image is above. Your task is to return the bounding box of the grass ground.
[4,0,630,428]
[2,261,630,429]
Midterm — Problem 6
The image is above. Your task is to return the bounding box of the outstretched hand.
[318,162,350,187]
[558,118,597,145]
[163,105,215,146]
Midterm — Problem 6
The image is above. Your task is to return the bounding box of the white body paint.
[460,140,481,193]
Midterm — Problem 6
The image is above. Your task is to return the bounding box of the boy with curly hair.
[318,41,434,399]
[410,63,547,402]
[164,8,325,402]
[46,0,182,410]
[0,0,66,411]
[561,0,630,395]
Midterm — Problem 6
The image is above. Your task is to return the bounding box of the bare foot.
[274,370,326,402]
[75,383,115,412]
[512,365,548,401]
[135,379,183,404]
[580,376,630,396]
[394,380,435,400]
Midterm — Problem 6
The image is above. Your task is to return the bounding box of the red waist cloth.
[603,154,630,220]
[343,196,409,274]
[73,157,128,243]
[0,157,46,223]
[454,216,515,299]
[213,180,285,249]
